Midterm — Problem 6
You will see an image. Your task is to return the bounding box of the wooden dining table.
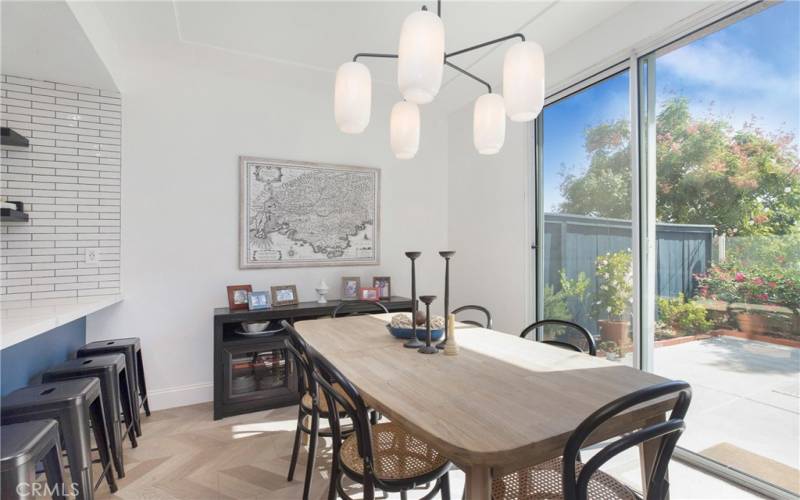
[295,313,674,500]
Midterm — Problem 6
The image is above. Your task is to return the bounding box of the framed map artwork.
[240,157,380,268]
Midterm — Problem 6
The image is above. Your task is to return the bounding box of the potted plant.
[594,250,633,347]
[657,293,711,337]
[597,340,619,360]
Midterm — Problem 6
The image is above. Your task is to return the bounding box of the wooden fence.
[543,213,714,331]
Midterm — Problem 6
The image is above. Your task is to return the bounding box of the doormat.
[700,442,800,495]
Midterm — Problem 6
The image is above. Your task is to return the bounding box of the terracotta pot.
[736,312,770,336]
[598,320,630,347]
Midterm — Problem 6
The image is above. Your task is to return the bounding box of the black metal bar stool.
[1,420,67,500]
[77,338,149,437]
[1,378,118,499]
[42,354,138,479]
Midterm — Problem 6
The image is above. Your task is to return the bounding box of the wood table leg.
[639,413,668,500]
[464,465,492,500]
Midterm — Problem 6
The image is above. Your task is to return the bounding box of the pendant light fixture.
[397,8,445,104]
[473,93,506,155]
[334,62,372,133]
[335,0,544,157]
[503,41,545,122]
[390,101,421,159]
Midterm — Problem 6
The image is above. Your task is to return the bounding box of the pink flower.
[768,281,778,288]
[735,272,746,282]
[752,277,765,285]
[756,293,769,301]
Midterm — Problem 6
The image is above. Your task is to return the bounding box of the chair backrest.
[452,304,493,329]
[280,320,313,395]
[562,380,692,500]
[304,343,382,494]
[520,320,597,356]
[331,300,389,318]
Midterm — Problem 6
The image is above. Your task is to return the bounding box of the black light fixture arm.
[445,61,491,93]
[350,2,526,97]
[445,32,526,59]
[352,53,398,62]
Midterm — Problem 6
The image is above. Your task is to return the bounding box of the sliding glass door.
[537,70,634,363]
[643,2,799,495]
[534,2,799,496]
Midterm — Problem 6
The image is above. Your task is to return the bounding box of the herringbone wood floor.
[89,402,460,500]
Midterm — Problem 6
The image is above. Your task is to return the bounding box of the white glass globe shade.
[334,61,371,134]
[397,10,445,104]
[503,41,545,122]
[473,93,506,155]
[390,101,420,160]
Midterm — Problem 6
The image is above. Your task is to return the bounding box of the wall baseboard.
[147,382,213,411]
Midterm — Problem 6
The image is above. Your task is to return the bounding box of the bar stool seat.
[1,420,67,500]
[42,354,138,480]
[77,338,149,437]
[1,378,118,499]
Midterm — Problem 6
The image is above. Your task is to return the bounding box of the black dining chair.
[492,380,691,500]
[331,300,389,318]
[305,343,452,500]
[452,305,493,329]
[282,320,354,500]
[520,319,597,356]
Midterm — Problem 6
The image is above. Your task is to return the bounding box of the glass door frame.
[532,1,796,496]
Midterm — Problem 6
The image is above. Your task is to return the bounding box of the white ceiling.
[7,1,726,114]
[171,1,635,105]
[0,0,118,91]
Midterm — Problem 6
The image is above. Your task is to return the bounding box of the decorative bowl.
[386,324,444,342]
[242,321,269,333]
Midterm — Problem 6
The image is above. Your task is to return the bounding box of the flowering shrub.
[696,261,800,312]
[657,293,711,334]
[594,250,633,321]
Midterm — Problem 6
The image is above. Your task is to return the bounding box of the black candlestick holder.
[403,252,424,348]
[437,251,455,349]
[418,295,438,354]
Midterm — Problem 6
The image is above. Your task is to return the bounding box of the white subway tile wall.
[1,75,121,301]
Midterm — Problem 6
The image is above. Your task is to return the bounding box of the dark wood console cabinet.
[213,296,412,420]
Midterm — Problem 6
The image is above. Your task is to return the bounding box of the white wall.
[86,56,449,409]
[445,1,739,336]
[447,104,530,335]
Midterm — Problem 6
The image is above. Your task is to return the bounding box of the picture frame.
[358,287,380,301]
[227,284,253,311]
[270,285,299,306]
[247,291,270,310]
[240,157,380,269]
[341,277,361,300]
[372,276,391,299]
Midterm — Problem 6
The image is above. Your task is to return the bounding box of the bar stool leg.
[136,352,150,417]
[118,371,138,448]
[88,398,118,493]
[60,416,94,500]
[42,442,67,500]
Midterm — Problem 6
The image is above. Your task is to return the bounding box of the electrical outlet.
[85,248,101,266]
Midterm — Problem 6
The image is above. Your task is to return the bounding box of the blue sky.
[542,1,800,212]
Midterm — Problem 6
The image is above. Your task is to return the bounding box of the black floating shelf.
[1,127,30,147]
[1,209,29,222]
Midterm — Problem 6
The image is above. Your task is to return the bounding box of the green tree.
[558,98,800,236]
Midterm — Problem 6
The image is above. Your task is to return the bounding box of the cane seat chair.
[520,319,597,356]
[451,305,493,329]
[306,343,452,500]
[331,300,389,318]
[492,380,691,500]
[282,320,354,500]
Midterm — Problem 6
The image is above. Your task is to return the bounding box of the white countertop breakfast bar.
[0,295,123,349]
